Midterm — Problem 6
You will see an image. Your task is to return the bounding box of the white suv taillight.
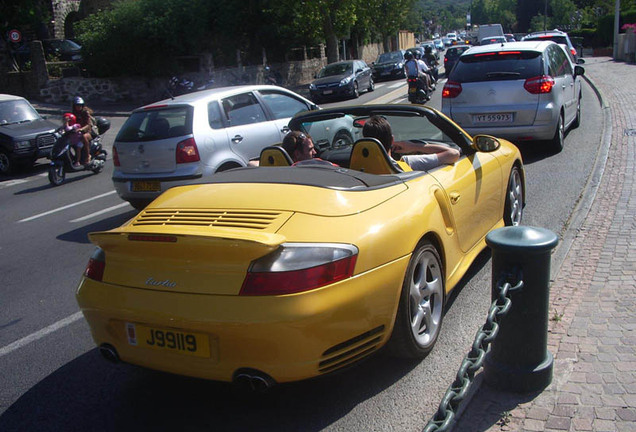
[524,75,555,94]
[442,81,462,98]
[112,145,120,167]
[240,243,358,296]
[176,138,200,163]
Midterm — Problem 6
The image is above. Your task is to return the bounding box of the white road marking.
[71,202,131,222]
[18,190,117,223]
[0,312,83,358]
[389,81,406,89]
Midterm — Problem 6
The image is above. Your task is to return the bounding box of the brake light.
[175,138,200,163]
[524,75,555,94]
[84,248,105,282]
[240,243,358,296]
[571,48,577,57]
[442,81,462,98]
[112,145,120,167]
[407,77,418,83]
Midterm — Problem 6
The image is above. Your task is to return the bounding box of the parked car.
[15,39,82,66]
[480,36,507,45]
[442,41,585,152]
[309,60,374,102]
[505,33,516,42]
[443,45,471,76]
[76,104,525,386]
[371,50,406,81]
[434,39,445,52]
[522,29,584,64]
[112,85,356,210]
[441,37,452,47]
[0,94,58,174]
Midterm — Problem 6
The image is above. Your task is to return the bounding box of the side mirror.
[472,135,501,152]
[356,68,363,74]
[574,65,585,77]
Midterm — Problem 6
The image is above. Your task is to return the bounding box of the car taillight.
[240,243,358,296]
[442,81,462,98]
[176,138,200,163]
[84,248,105,282]
[112,145,120,167]
[524,75,555,94]
[571,48,577,57]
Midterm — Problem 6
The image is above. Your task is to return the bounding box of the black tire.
[0,150,12,175]
[387,240,445,358]
[548,112,564,153]
[332,130,353,148]
[368,77,375,92]
[48,164,65,186]
[504,166,523,226]
[129,199,152,211]
[572,94,581,128]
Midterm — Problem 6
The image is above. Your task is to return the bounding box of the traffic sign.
[8,29,22,43]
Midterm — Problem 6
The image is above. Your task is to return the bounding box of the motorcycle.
[407,76,431,104]
[164,76,215,98]
[48,117,110,186]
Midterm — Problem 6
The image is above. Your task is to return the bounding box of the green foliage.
[76,0,212,77]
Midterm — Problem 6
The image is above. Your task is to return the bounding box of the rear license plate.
[131,180,161,192]
[322,89,333,95]
[473,113,513,123]
[126,323,211,358]
[409,87,417,93]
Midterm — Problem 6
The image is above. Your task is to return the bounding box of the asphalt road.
[0,76,603,431]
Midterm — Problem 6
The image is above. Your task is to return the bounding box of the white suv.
[441,41,584,153]
[112,86,354,210]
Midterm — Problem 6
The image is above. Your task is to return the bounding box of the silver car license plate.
[473,113,513,123]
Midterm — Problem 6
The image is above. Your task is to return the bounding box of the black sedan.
[309,60,374,103]
[0,94,57,174]
[371,50,406,81]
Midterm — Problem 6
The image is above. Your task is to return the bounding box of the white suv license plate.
[473,113,513,124]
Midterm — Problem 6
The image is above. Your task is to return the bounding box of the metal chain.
[422,272,523,432]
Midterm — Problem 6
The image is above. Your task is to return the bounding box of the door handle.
[231,135,243,144]
[449,192,460,204]
[281,126,290,134]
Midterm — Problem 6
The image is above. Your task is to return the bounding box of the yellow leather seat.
[349,138,410,174]
[259,146,293,167]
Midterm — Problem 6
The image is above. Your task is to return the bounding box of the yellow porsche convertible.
[76,105,525,389]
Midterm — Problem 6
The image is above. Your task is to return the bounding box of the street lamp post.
[613,0,620,59]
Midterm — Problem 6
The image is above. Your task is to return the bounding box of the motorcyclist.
[423,45,439,83]
[405,50,432,94]
[71,96,95,165]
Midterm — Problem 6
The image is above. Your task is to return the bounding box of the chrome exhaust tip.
[99,344,120,363]
[232,369,276,393]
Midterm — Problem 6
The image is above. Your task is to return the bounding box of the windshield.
[48,39,81,51]
[116,106,193,142]
[450,51,542,82]
[318,63,352,78]
[377,52,403,63]
[0,99,41,125]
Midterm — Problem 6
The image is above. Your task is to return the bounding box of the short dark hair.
[362,116,392,152]
[282,131,310,156]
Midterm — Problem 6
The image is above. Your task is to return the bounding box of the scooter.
[48,117,110,186]
[407,76,431,104]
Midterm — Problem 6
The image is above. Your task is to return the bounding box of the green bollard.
[483,226,559,393]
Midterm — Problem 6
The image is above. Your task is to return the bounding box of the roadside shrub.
[76,0,212,77]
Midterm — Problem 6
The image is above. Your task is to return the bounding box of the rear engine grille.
[318,325,385,374]
[132,209,285,230]
[37,133,56,150]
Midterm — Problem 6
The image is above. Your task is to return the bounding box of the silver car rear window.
[450,51,542,83]
[116,106,193,142]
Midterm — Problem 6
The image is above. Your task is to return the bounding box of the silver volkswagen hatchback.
[441,41,584,153]
[112,86,355,210]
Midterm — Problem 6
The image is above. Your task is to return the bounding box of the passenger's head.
[282,131,317,162]
[362,116,393,153]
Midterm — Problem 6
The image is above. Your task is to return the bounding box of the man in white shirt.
[362,115,459,170]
